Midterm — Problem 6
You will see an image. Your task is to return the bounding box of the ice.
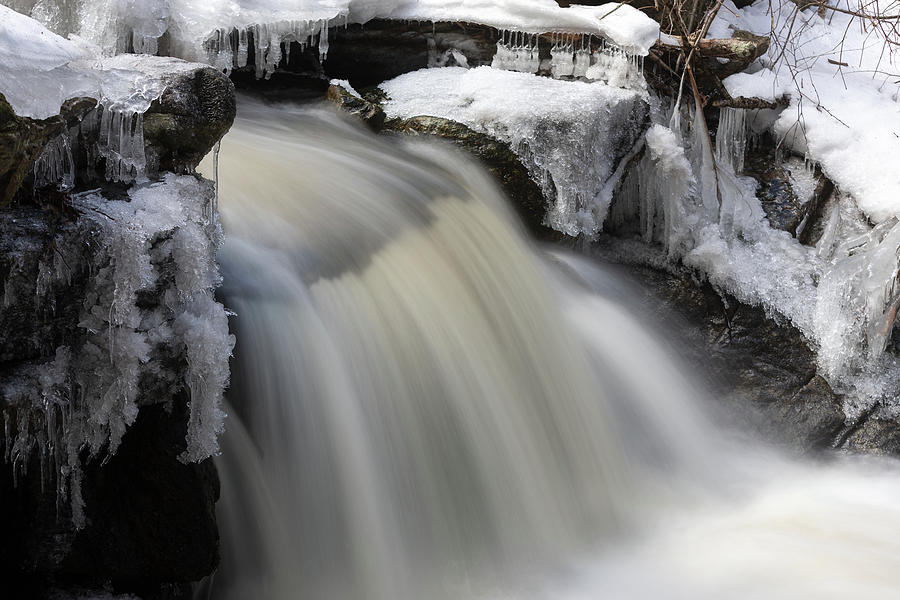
[491,30,540,74]
[381,66,648,236]
[0,4,85,70]
[549,34,576,78]
[97,107,147,183]
[572,41,591,78]
[5,1,659,78]
[609,89,900,416]
[2,175,233,526]
[33,133,75,191]
[199,19,333,78]
[584,39,645,91]
[715,107,747,174]
[0,5,97,119]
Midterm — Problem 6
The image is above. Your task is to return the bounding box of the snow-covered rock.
[381,66,650,236]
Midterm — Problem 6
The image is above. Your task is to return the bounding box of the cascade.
[201,96,900,600]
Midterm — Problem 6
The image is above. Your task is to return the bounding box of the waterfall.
[202,97,900,600]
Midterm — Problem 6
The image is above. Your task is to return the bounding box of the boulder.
[142,65,236,174]
[384,115,553,236]
[599,247,851,454]
[325,83,386,131]
[3,57,235,205]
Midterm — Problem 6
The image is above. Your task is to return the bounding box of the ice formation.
[1,175,235,525]
[715,107,747,174]
[491,31,540,74]
[609,88,900,417]
[0,8,213,183]
[3,1,660,79]
[33,134,75,191]
[381,66,649,236]
[709,0,900,224]
[538,33,646,89]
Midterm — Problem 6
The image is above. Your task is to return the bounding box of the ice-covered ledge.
[0,7,235,205]
[0,7,236,592]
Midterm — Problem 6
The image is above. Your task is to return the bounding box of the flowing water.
[203,97,900,600]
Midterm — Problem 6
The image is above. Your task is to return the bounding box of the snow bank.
[714,0,900,224]
[381,66,648,236]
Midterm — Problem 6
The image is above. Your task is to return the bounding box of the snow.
[381,66,648,236]
[330,78,362,98]
[0,6,98,119]
[388,1,659,55]
[722,70,790,103]
[712,0,900,224]
[0,4,85,70]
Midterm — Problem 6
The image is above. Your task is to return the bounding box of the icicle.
[573,35,591,78]
[96,106,147,184]
[715,107,748,174]
[33,134,75,191]
[236,28,249,68]
[319,19,330,61]
[211,140,221,224]
[550,33,575,78]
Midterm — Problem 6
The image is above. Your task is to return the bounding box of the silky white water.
[203,97,900,600]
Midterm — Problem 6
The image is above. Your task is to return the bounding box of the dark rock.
[61,400,219,589]
[323,21,498,88]
[743,149,807,235]
[594,239,848,453]
[842,415,900,455]
[756,375,846,451]
[325,83,386,131]
[740,132,835,242]
[0,400,219,598]
[140,65,236,175]
[230,69,330,103]
[384,115,553,237]
[0,94,97,207]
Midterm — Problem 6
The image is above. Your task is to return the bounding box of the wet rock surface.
[3,60,234,206]
[325,83,386,131]
[592,237,900,455]
[0,196,223,597]
[0,57,233,597]
[324,20,497,88]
